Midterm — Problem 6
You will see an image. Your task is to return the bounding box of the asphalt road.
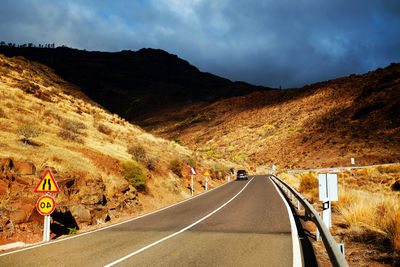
[0,175,300,267]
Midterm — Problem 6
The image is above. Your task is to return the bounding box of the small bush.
[119,160,147,190]
[97,123,112,135]
[68,227,78,235]
[169,159,183,177]
[58,129,84,144]
[16,123,41,143]
[61,120,86,133]
[128,145,147,162]
[227,145,235,152]
[184,157,197,168]
[267,125,275,130]
[299,172,318,193]
[288,128,295,133]
[232,155,242,163]
[146,157,158,171]
[174,138,183,145]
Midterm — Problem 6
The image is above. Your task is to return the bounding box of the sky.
[1,0,399,88]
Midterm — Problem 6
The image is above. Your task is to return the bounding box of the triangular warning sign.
[188,167,197,175]
[34,170,60,193]
[203,169,210,176]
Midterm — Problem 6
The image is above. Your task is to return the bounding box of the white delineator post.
[318,173,338,229]
[323,201,332,228]
[203,170,210,191]
[191,176,194,196]
[188,167,197,197]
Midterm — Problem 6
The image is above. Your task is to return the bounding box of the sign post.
[188,167,197,196]
[272,165,276,175]
[34,170,60,242]
[203,169,210,191]
[318,173,338,228]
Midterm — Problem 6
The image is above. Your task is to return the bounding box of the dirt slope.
[148,63,400,170]
[0,54,233,246]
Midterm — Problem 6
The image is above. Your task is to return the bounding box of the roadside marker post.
[34,169,60,242]
[36,194,56,242]
[203,169,210,191]
[318,173,338,229]
[188,167,197,196]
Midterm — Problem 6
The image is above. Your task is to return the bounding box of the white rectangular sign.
[318,173,338,201]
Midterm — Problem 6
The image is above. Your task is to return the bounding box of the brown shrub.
[146,157,159,171]
[97,123,112,135]
[127,145,147,162]
[169,159,183,177]
[16,123,41,144]
[299,172,318,192]
[61,119,86,133]
[58,129,84,144]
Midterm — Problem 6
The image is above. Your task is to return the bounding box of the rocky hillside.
[0,54,233,246]
[0,45,272,122]
[148,63,400,170]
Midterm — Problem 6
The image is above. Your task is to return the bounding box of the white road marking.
[0,178,235,257]
[269,177,303,267]
[104,177,255,267]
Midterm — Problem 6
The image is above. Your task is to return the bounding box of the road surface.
[0,175,302,266]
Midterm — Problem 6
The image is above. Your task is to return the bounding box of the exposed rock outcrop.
[0,157,140,244]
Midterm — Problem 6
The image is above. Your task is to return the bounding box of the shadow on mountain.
[0,46,273,123]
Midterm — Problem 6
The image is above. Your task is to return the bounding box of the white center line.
[104,177,255,267]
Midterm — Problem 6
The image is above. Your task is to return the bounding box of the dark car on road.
[236,170,248,180]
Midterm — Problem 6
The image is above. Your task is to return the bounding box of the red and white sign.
[188,167,197,175]
[36,195,56,215]
[34,170,60,193]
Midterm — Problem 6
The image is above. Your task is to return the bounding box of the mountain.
[0,45,272,122]
[147,63,400,169]
[0,53,232,246]
[0,45,398,171]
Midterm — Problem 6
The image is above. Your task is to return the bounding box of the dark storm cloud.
[1,0,399,88]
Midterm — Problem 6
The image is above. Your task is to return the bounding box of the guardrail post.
[316,212,322,241]
[338,243,345,257]
[292,193,295,202]
[297,199,301,210]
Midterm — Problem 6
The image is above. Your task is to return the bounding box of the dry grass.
[0,54,231,230]
[283,165,400,262]
[336,187,400,252]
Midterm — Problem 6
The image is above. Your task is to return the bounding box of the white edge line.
[0,178,236,257]
[269,176,302,267]
[104,176,255,267]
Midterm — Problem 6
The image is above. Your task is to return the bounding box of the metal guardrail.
[287,163,399,174]
[269,175,349,267]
